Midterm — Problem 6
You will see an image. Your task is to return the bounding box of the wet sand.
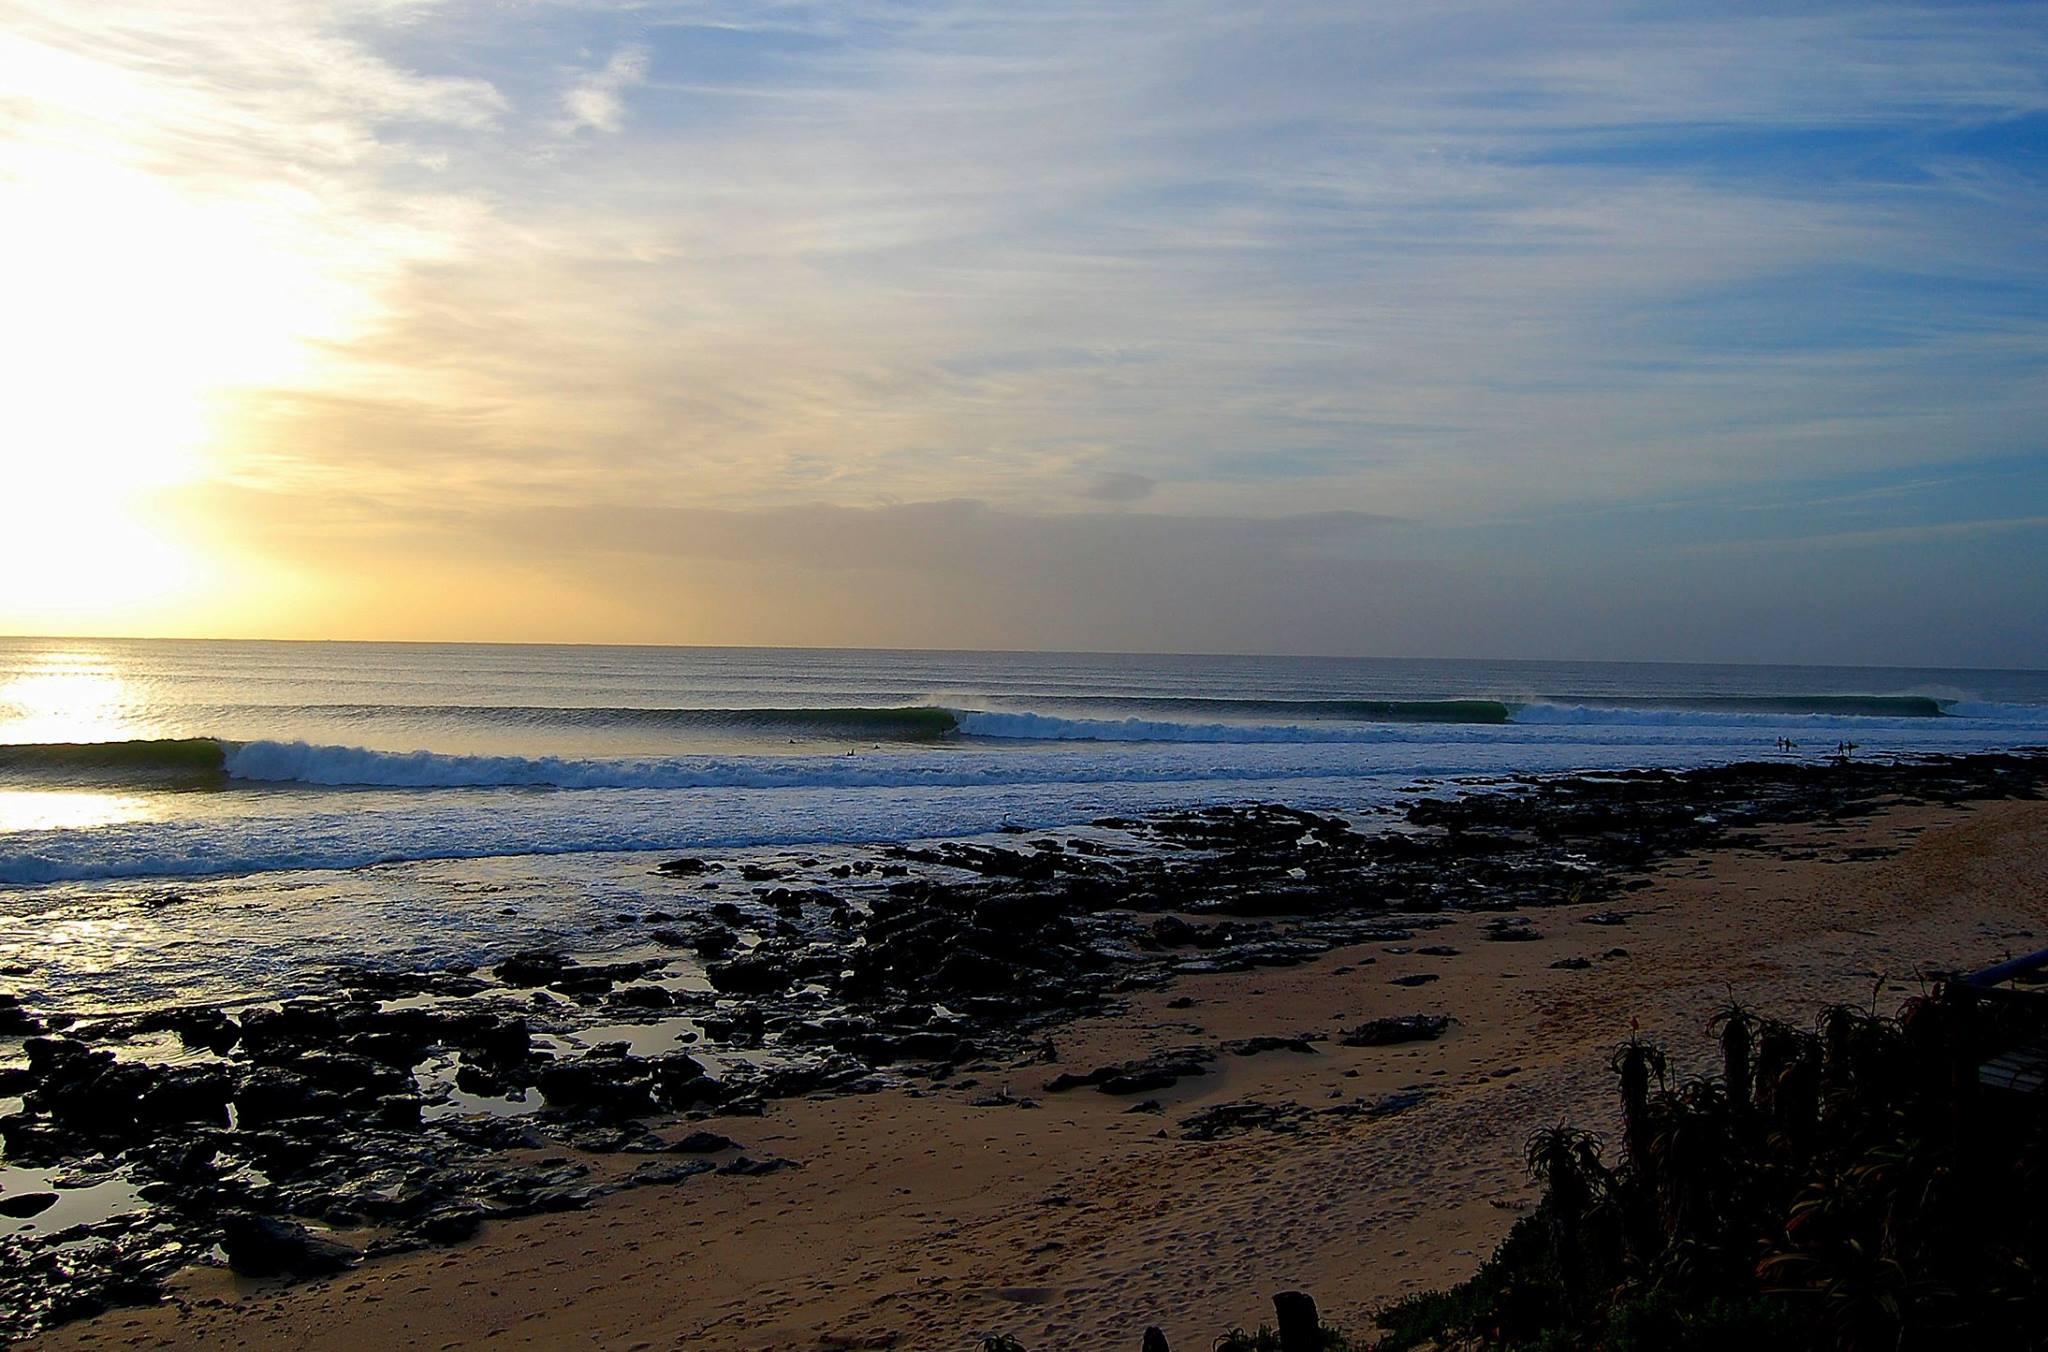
[39,795,2048,1351]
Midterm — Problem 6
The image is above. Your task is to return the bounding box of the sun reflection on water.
[0,651,146,745]
[0,789,159,833]
[0,651,172,832]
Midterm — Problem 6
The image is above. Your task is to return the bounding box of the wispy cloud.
[560,44,651,134]
[1677,513,2048,557]
[1084,471,1156,504]
[5,0,2047,656]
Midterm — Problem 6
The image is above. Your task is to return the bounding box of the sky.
[1,0,2044,665]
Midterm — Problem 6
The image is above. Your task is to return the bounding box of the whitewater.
[0,639,2044,887]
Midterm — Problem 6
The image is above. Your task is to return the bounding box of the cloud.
[177,487,2046,667]
[205,0,2043,525]
[1676,514,2048,557]
[9,1,2048,660]
[1084,471,1156,503]
[560,44,652,134]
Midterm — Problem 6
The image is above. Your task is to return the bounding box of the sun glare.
[0,38,385,632]
[0,651,170,832]
[0,789,157,834]
[0,652,146,744]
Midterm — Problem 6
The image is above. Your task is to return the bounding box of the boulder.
[1340,1015,1452,1047]
[218,1212,359,1277]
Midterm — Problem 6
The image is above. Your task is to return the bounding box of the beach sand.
[39,795,2048,1351]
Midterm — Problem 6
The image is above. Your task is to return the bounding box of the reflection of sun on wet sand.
[39,776,2048,1350]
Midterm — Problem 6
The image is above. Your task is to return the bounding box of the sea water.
[0,638,2041,1009]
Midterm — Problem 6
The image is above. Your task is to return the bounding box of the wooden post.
[1273,1291,1320,1352]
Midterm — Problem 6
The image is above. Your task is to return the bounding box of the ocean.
[1,637,2043,1010]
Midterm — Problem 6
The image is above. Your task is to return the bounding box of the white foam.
[1508,703,1910,727]
[952,710,1414,742]
[6,705,2042,884]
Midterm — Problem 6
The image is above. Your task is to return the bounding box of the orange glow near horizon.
[1,3,2045,669]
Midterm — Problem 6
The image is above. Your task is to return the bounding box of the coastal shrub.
[1211,1322,1357,1350]
[1369,983,2048,1350]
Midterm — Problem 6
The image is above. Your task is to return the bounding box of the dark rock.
[1181,1100,1303,1140]
[0,993,42,1035]
[23,1036,107,1080]
[374,1094,423,1128]
[0,1192,58,1219]
[624,1160,715,1188]
[535,1057,659,1118]
[218,1212,359,1277]
[1340,1015,1452,1047]
[1045,1047,1214,1095]
[238,1001,343,1061]
[692,926,739,959]
[705,952,795,995]
[234,1069,331,1129]
[717,1155,801,1176]
[698,1005,765,1048]
[494,949,572,987]
[1222,1035,1319,1057]
[648,1052,710,1100]
[289,1051,408,1100]
[32,1056,163,1136]
[140,1067,234,1127]
[667,1130,737,1153]
[0,1114,69,1162]
[459,1015,531,1065]
[413,1205,485,1244]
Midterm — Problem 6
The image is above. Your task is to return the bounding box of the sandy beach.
[32,789,2045,1351]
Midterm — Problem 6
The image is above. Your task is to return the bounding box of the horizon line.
[2,633,2043,678]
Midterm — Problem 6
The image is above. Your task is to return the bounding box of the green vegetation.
[1212,1324,1356,1351]
[1373,987,2048,1350]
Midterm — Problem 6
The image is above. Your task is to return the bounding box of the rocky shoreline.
[1,751,2042,1340]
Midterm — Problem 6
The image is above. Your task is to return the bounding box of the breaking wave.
[0,695,2034,793]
